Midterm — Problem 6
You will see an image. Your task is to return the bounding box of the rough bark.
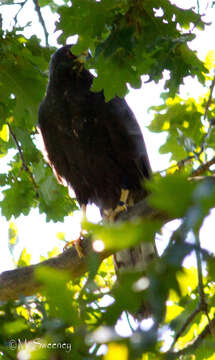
[0,198,169,301]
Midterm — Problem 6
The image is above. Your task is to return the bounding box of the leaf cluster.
[0,31,77,221]
[57,0,207,100]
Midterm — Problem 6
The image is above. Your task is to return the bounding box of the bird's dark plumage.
[39,45,151,216]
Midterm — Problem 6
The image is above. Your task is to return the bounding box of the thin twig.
[7,123,38,193]
[170,230,215,350]
[32,0,49,47]
[167,316,215,359]
[125,311,135,332]
[196,0,200,13]
[156,155,195,175]
[167,223,214,351]
[195,233,215,336]
[0,1,25,6]
[195,234,206,306]
[204,76,215,121]
[198,75,215,155]
[170,307,201,351]
[91,343,102,356]
[14,0,27,25]
[191,156,215,177]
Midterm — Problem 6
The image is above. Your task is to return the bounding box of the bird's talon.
[113,203,127,216]
[63,236,84,258]
[118,200,126,207]
[74,239,84,258]
[103,204,128,223]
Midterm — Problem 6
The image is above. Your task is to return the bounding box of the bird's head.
[49,45,88,79]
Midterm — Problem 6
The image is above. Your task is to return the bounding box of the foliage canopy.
[1,0,215,359]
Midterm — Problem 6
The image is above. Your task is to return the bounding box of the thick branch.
[0,235,105,301]
[0,198,167,302]
[0,184,214,358]
[1,175,214,302]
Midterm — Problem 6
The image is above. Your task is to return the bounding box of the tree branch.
[0,181,214,358]
[0,235,101,301]
[191,156,215,177]
[0,176,214,302]
[204,75,215,121]
[0,198,167,302]
[0,174,214,302]
[198,75,215,156]
[14,0,27,25]
[32,0,49,47]
[170,307,201,351]
[8,123,39,194]
[156,155,195,175]
[167,317,215,359]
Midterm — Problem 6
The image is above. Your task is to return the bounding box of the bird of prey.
[38,45,153,272]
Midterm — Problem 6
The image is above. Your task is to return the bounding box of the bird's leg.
[103,189,129,223]
[64,204,86,258]
[117,188,129,212]
[75,204,87,258]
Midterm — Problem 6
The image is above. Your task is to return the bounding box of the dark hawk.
[38,45,153,272]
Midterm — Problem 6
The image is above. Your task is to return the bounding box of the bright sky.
[0,0,215,274]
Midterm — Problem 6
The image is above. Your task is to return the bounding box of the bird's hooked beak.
[68,49,90,72]
[66,47,89,63]
[76,50,89,64]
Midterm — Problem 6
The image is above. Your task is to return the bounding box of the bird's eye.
[66,50,73,59]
